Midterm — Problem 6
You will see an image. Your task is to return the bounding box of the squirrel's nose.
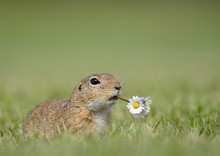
[115,86,121,91]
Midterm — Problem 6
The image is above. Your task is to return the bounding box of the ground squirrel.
[23,73,122,138]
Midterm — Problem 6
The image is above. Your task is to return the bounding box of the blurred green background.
[1,0,219,86]
[0,0,220,156]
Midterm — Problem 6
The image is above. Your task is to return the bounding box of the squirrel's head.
[71,73,122,112]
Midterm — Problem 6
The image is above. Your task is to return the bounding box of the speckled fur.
[23,73,121,138]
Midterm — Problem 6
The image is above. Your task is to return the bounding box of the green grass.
[1,1,220,156]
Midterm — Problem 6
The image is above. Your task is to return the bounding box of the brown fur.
[23,73,121,138]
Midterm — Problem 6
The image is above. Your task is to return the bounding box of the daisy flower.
[118,95,152,118]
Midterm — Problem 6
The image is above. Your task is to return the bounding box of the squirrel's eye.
[90,78,100,85]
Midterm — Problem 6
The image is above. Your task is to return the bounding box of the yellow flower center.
[133,101,140,109]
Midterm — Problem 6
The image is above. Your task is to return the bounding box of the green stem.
[117,95,129,103]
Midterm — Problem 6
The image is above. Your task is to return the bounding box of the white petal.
[145,97,152,105]
[129,107,143,114]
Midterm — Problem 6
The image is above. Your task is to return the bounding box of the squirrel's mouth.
[108,95,118,101]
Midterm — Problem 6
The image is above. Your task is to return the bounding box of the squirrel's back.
[23,99,68,138]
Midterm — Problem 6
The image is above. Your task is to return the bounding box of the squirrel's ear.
[78,83,82,91]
